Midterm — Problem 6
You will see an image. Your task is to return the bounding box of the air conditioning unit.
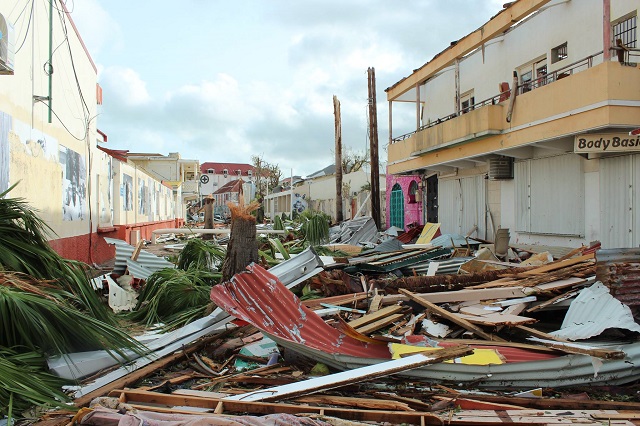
[488,156,514,180]
[0,14,15,75]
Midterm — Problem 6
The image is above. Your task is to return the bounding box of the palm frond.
[0,347,71,418]
[177,239,226,271]
[127,267,218,328]
[0,185,113,323]
[0,271,147,358]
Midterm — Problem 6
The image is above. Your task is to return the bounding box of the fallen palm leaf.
[127,267,218,329]
[0,271,147,358]
[0,185,112,323]
[0,348,71,418]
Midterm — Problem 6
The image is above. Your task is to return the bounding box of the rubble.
[8,214,640,425]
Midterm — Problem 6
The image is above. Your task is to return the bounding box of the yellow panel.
[390,343,505,365]
[416,222,441,244]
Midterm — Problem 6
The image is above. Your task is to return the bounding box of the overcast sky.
[70,0,504,177]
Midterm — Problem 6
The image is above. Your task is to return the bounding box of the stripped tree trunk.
[221,202,260,281]
[202,197,215,240]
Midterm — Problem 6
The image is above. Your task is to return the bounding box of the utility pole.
[367,67,381,230]
[333,95,343,223]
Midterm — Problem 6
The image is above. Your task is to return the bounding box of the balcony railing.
[391,52,604,144]
[517,52,601,94]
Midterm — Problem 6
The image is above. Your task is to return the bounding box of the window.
[207,168,214,174]
[247,170,253,176]
[460,91,475,114]
[408,181,419,204]
[236,170,242,176]
[613,14,637,64]
[551,42,568,64]
[518,57,547,93]
[223,169,228,178]
[613,14,637,48]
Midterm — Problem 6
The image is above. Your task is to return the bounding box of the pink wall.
[385,174,424,231]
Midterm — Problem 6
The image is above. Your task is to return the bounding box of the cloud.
[77,0,511,176]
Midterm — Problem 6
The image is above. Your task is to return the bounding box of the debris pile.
[4,209,640,426]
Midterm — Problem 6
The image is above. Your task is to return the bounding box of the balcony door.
[426,175,438,223]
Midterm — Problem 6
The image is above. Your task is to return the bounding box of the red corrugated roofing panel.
[210,264,391,359]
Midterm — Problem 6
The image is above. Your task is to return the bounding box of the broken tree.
[221,201,259,281]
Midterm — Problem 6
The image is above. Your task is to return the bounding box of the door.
[390,183,404,229]
[426,175,438,223]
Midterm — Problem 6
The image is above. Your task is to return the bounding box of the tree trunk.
[202,197,215,240]
[221,202,259,281]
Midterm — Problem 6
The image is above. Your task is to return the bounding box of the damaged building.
[385,0,640,250]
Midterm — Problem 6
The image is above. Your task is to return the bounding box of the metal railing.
[391,52,604,144]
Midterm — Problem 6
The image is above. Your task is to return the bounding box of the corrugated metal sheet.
[329,216,379,245]
[600,154,640,248]
[104,238,175,275]
[550,281,640,340]
[267,333,640,389]
[343,247,451,273]
[400,257,472,276]
[208,264,640,389]
[596,247,640,307]
[209,264,391,359]
[438,175,486,238]
[267,247,324,288]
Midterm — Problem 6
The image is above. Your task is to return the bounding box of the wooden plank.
[398,289,506,342]
[383,286,529,304]
[501,303,528,316]
[515,325,569,343]
[372,392,432,411]
[112,388,444,425]
[356,313,405,334]
[130,240,145,261]
[302,293,368,309]
[592,412,640,420]
[348,304,404,328]
[529,338,626,360]
[293,395,413,411]
[526,289,581,313]
[457,312,537,326]
[518,253,594,276]
[456,394,640,411]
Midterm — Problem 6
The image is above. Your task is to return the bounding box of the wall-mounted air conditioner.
[0,14,15,75]
[488,156,514,180]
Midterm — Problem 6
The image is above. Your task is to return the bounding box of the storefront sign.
[574,133,640,153]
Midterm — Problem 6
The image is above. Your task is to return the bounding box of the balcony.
[182,179,199,194]
[388,56,640,174]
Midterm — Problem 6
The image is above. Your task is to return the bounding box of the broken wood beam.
[348,304,404,328]
[356,313,405,334]
[110,388,444,425]
[398,289,506,342]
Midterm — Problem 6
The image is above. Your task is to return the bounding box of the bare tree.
[341,148,369,174]
[251,155,282,197]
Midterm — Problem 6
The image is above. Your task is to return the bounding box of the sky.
[69,0,505,177]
